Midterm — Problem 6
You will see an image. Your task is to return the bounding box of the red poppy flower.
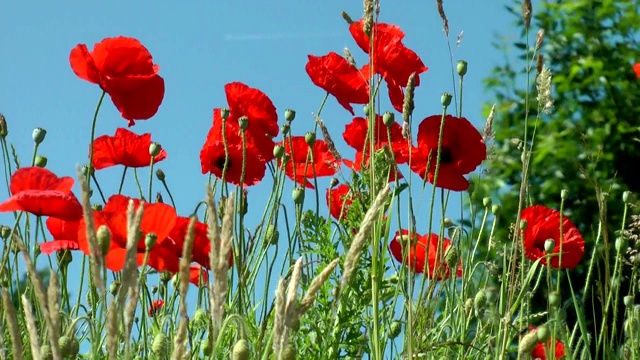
[410,115,486,191]
[0,167,83,221]
[200,110,267,187]
[529,327,565,359]
[276,136,339,188]
[77,194,180,273]
[634,63,640,79]
[91,128,167,170]
[305,52,370,115]
[40,217,81,255]
[349,20,428,112]
[148,299,164,317]
[189,264,209,287]
[520,205,585,269]
[389,230,462,279]
[342,115,409,180]
[69,36,165,126]
[326,184,354,221]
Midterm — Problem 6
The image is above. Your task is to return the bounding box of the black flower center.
[440,147,453,164]
[215,155,231,170]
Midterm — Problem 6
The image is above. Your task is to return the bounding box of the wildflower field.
[1,0,639,359]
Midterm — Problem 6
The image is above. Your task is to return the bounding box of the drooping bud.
[383,112,395,127]
[145,233,157,251]
[238,116,249,131]
[59,335,79,357]
[151,333,168,354]
[444,246,459,271]
[491,204,501,215]
[305,132,316,146]
[518,330,538,354]
[232,339,251,360]
[482,197,492,207]
[292,187,305,205]
[330,178,339,188]
[388,321,402,339]
[474,289,487,312]
[284,109,296,122]
[156,169,166,181]
[32,127,47,144]
[34,155,48,168]
[456,60,468,76]
[149,142,162,157]
[443,218,454,228]
[536,325,549,342]
[623,295,634,307]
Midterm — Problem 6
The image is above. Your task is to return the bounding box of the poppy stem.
[86,91,106,186]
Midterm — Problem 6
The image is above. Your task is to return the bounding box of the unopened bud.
[491,204,501,215]
[32,127,47,144]
[151,333,168,354]
[284,109,296,122]
[536,326,549,342]
[92,204,103,211]
[97,225,111,256]
[519,220,528,231]
[457,60,468,76]
[388,321,402,339]
[82,164,95,177]
[615,237,628,253]
[156,192,164,203]
[34,155,47,168]
[341,10,354,24]
[363,104,372,117]
[444,246,459,270]
[443,218,454,228]
[561,189,569,200]
[624,295,634,307]
[149,142,162,157]
[518,331,539,354]
[266,224,279,245]
[110,280,120,296]
[59,335,79,357]
[549,291,561,307]
[474,290,487,311]
[1,226,12,239]
[330,178,339,188]
[482,197,492,207]
[232,339,251,360]
[156,169,166,181]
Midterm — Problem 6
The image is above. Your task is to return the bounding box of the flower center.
[215,155,231,170]
[440,147,452,164]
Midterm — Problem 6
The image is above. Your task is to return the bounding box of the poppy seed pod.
[456,60,468,76]
[544,239,555,253]
[281,122,290,135]
[292,187,305,205]
[220,107,230,120]
[549,291,561,307]
[363,103,372,117]
[34,155,48,168]
[284,108,296,122]
[561,189,569,200]
[305,131,316,146]
[149,142,162,157]
[32,127,47,144]
[382,111,395,127]
[0,226,11,239]
[238,116,249,130]
[56,249,72,267]
[273,145,285,159]
[441,93,452,107]
[145,232,157,251]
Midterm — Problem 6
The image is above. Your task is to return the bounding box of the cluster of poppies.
[0,20,587,296]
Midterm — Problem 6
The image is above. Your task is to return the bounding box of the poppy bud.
[518,331,539,354]
[33,243,41,257]
[292,187,305,205]
[330,178,339,188]
[156,169,166,181]
[456,60,468,76]
[549,291,561,307]
[145,232,157,251]
[193,308,208,324]
[151,333,168,354]
[544,239,555,253]
[464,298,473,316]
[232,339,251,360]
[220,108,230,120]
[160,271,172,283]
[615,237,627,253]
[341,10,354,24]
[383,112,395,127]
[363,104,372,117]
[443,218,454,228]
[59,335,79,358]
[281,154,291,166]
[561,189,569,200]
[266,224,279,245]
[0,113,7,138]
[149,142,162,157]
[519,220,527,230]
[156,192,164,203]
[92,204,103,211]
[40,345,53,360]
[281,123,290,135]
[82,164,95,177]
[305,132,316,146]
[624,295,634,307]
[34,155,48,168]
[57,249,72,267]
[273,145,285,159]
[97,225,111,256]
[474,289,487,312]
[491,204,501,215]
[622,190,633,204]
[388,321,402,339]
[284,109,296,122]
[482,197,492,207]
[32,127,47,144]
[444,246,459,270]
[536,325,549,342]
[238,116,249,130]
[1,225,11,239]
[441,93,452,107]
[110,280,120,296]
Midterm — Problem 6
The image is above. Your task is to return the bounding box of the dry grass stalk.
[340,185,390,293]
[300,258,340,313]
[315,116,342,166]
[2,289,24,360]
[205,186,222,333]
[522,0,532,29]
[483,104,496,143]
[272,278,287,358]
[77,167,106,296]
[47,270,61,344]
[171,216,197,360]
[285,258,303,327]
[436,0,449,36]
[22,295,42,360]
[363,0,374,36]
[123,201,144,357]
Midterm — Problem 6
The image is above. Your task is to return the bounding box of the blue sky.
[0,0,525,350]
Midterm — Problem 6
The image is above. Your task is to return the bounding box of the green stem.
[86,91,107,185]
